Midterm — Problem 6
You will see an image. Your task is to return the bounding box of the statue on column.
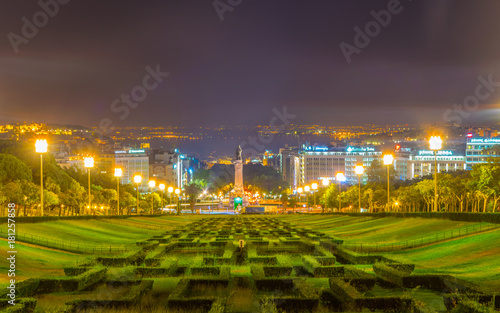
[236,145,242,160]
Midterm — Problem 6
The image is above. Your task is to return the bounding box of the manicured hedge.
[63,267,92,277]
[343,266,376,291]
[302,256,344,277]
[373,262,407,286]
[191,266,221,276]
[10,268,106,297]
[0,298,37,313]
[315,257,336,266]
[134,267,170,277]
[263,266,293,277]
[334,247,390,264]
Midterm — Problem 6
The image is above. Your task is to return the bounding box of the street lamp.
[84,157,94,215]
[383,154,394,211]
[114,168,122,215]
[429,136,442,212]
[311,182,318,209]
[321,179,329,213]
[35,139,48,216]
[297,187,303,210]
[355,165,364,211]
[304,186,310,211]
[133,174,142,215]
[168,186,174,207]
[175,188,181,213]
[159,184,165,214]
[336,172,345,211]
[149,180,155,214]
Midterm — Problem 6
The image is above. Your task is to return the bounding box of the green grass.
[0,240,82,288]
[385,229,500,292]
[1,219,163,246]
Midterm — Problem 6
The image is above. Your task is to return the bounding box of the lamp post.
[383,154,394,211]
[429,136,442,212]
[114,168,122,215]
[133,174,142,215]
[297,187,303,212]
[311,183,318,210]
[35,139,48,216]
[355,165,364,212]
[168,186,174,207]
[84,157,94,215]
[304,186,310,211]
[149,180,155,214]
[321,179,330,213]
[336,172,345,212]
[159,184,165,214]
[175,188,181,214]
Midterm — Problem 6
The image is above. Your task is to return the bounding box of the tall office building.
[115,149,149,190]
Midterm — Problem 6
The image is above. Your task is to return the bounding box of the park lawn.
[1,220,162,246]
[0,240,83,288]
[281,214,361,227]
[317,217,489,244]
[130,215,203,228]
[385,229,500,292]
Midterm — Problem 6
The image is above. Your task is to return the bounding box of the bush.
[63,267,92,277]
[0,298,37,312]
[343,266,376,291]
[191,267,221,276]
[373,262,407,287]
[263,266,293,277]
[302,256,344,277]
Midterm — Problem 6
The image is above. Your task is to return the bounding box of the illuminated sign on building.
[469,138,500,144]
[115,150,127,154]
[418,150,453,156]
[128,149,145,154]
[347,147,375,152]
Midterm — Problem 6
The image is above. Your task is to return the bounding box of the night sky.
[1,0,500,128]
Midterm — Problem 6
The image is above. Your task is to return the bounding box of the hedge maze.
[3,216,499,312]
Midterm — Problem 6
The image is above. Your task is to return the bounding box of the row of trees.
[302,159,500,213]
[0,142,172,216]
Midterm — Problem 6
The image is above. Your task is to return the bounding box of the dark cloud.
[1,0,499,127]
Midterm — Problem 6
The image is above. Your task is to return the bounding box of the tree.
[185,183,202,213]
[0,153,32,183]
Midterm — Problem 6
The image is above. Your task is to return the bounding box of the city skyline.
[2,1,500,128]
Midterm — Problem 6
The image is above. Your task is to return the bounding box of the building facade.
[115,149,149,190]
[466,137,500,169]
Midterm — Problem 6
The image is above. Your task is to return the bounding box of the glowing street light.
[159,184,165,213]
[304,185,310,210]
[311,182,318,208]
[336,172,345,211]
[383,154,394,210]
[429,136,442,212]
[168,186,174,206]
[149,180,156,214]
[114,168,122,215]
[355,165,364,211]
[175,188,181,214]
[84,157,94,215]
[133,174,142,215]
[297,187,303,207]
[35,139,48,216]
